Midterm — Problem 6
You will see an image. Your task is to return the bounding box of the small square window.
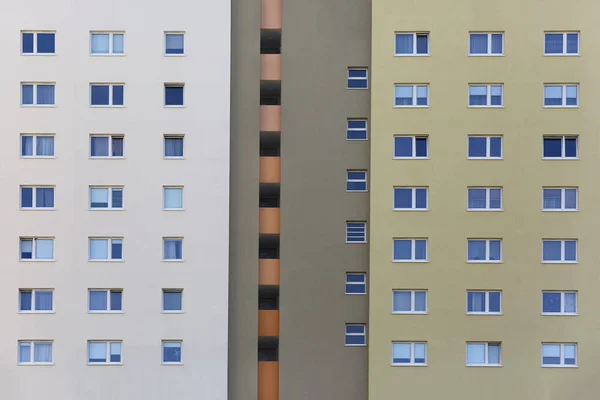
[395,33,429,55]
[544,84,578,107]
[347,120,368,140]
[90,84,124,106]
[543,136,577,159]
[19,289,53,312]
[394,84,429,107]
[163,187,184,210]
[162,341,182,364]
[545,32,579,55]
[467,342,501,366]
[468,136,502,159]
[19,341,53,364]
[165,33,185,55]
[392,342,426,365]
[163,289,183,312]
[90,135,124,158]
[20,237,54,260]
[347,68,368,89]
[467,239,502,262]
[393,187,428,210]
[88,341,122,364]
[345,324,366,346]
[467,291,502,314]
[346,222,367,243]
[346,170,367,192]
[21,134,54,157]
[542,343,577,367]
[165,84,184,106]
[469,33,503,55]
[89,238,123,261]
[394,136,428,158]
[543,188,578,211]
[21,32,55,54]
[20,186,54,209]
[163,238,183,261]
[164,135,184,158]
[469,85,503,107]
[467,187,502,210]
[91,32,124,54]
[393,290,427,314]
[21,83,55,106]
[89,289,123,312]
[393,239,427,262]
[345,273,366,295]
[542,240,577,263]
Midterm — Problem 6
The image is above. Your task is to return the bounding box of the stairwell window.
[347,68,368,89]
[346,120,368,140]
[345,273,367,294]
[346,222,367,243]
[345,324,366,346]
[346,171,367,192]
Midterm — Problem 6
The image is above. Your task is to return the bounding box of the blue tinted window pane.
[347,120,367,140]
[348,70,367,78]
[468,137,487,157]
[348,79,368,89]
[165,87,184,105]
[416,34,428,54]
[112,137,124,157]
[346,325,364,334]
[22,85,34,104]
[543,138,562,157]
[91,86,109,105]
[21,239,33,259]
[20,291,32,311]
[91,137,109,157]
[394,137,413,157]
[22,33,34,53]
[566,33,578,54]
[395,86,413,106]
[565,241,576,261]
[490,137,502,157]
[21,188,33,207]
[545,34,563,54]
[415,137,427,157]
[489,292,501,312]
[35,291,52,311]
[489,241,501,260]
[414,240,427,260]
[36,188,54,208]
[112,34,124,54]
[470,34,488,54]
[543,241,561,261]
[347,130,367,140]
[469,86,487,106]
[395,34,413,54]
[467,292,485,312]
[163,343,181,362]
[37,85,54,105]
[111,240,122,259]
[112,190,123,208]
[346,274,365,283]
[565,138,577,157]
[489,189,502,209]
[89,291,108,310]
[112,85,124,105]
[415,189,427,209]
[110,291,122,311]
[394,188,413,209]
[491,34,503,54]
[166,34,184,54]
[110,353,121,363]
[163,292,182,310]
[543,293,561,313]
[393,240,411,260]
[468,189,486,209]
[37,33,55,53]
[347,120,366,129]
[21,136,33,156]
[468,240,486,260]
[346,283,366,294]
[347,182,367,191]
[345,335,366,345]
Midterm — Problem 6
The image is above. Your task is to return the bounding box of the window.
[19,289,53,312]
[393,187,427,210]
[467,188,502,210]
[469,33,503,55]
[542,291,577,315]
[468,136,502,159]
[20,186,54,209]
[345,273,366,294]
[467,343,501,366]
[469,85,503,107]
[394,84,428,107]
[163,289,183,312]
[392,342,426,366]
[21,31,55,54]
[90,84,124,106]
[21,83,55,106]
[165,84,184,106]
[346,222,367,243]
[394,136,428,158]
[542,343,577,367]
[393,290,427,313]
[543,136,577,159]
[162,341,182,364]
[18,341,52,364]
[21,134,54,157]
[347,68,368,89]
[542,240,577,263]
[88,289,123,312]
[20,237,53,260]
[468,239,502,262]
[345,324,366,346]
[90,135,124,158]
[543,188,578,211]
[89,238,123,261]
[545,32,579,55]
[88,341,122,364]
[467,291,502,314]
[393,239,427,262]
[164,135,184,158]
[395,32,429,55]
[163,187,183,210]
[346,171,367,192]
[165,32,184,55]
[90,187,123,209]
[91,32,124,54]
[347,120,368,140]
[544,84,578,107]
[163,238,183,260]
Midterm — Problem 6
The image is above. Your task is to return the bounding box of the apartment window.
[89,238,123,261]
[90,187,123,209]
[163,238,183,260]
[88,341,122,364]
[392,342,426,366]
[21,134,54,157]
[467,188,502,210]
[18,341,52,364]
[469,85,503,107]
[345,273,366,294]
[468,239,502,262]
[393,290,427,313]
[20,186,54,209]
[90,84,124,106]
[542,343,577,367]
[162,341,182,364]
[165,32,184,55]
[467,291,501,314]
[346,222,367,243]
[21,31,55,54]
[90,135,124,158]
[394,136,428,158]
[543,188,578,211]
[91,32,124,54]
[544,84,578,107]
[542,291,577,315]
[21,83,55,106]
[164,187,183,210]
[345,324,366,346]
[393,187,428,210]
[395,32,429,55]
[468,136,502,159]
[393,239,427,262]
[163,289,183,312]
[545,32,579,55]
[347,68,368,89]
[469,33,503,55]
[164,135,184,158]
[20,237,53,260]
[347,120,368,140]
[542,240,577,263]
[346,171,367,192]
[394,84,428,107]
[543,136,577,159]
[19,289,53,312]
[467,343,501,366]
[165,84,184,106]
[89,289,122,312]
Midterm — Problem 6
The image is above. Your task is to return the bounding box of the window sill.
[391,363,427,367]
[161,310,185,314]
[20,208,56,211]
[345,241,368,244]
[87,311,124,314]
[87,362,123,366]
[393,157,430,160]
[164,105,186,108]
[392,260,428,263]
[468,54,504,57]
[543,53,580,57]
[347,87,369,90]
[21,105,57,108]
[394,53,430,57]
[392,312,428,315]
[19,259,55,262]
[393,105,429,109]
[345,292,368,295]
[466,312,503,316]
[466,261,503,264]
[163,208,185,211]
[467,157,503,160]
[163,157,186,160]
[542,209,579,212]
[541,313,579,316]
[392,208,429,212]
[346,190,368,193]
[18,363,54,366]
[541,365,578,368]
[88,259,125,263]
[18,311,56,314]
[346,138,368,142]
[543,106,579,109]
[90,53,127,57]
[88,208,126,211]
[20,156,57,159]
[541,157,579,161]
[21,53,58,56]
[89,157,126,160]
[466,364,502,367]
[344,344,367,347]
[164,53,186,57]
[89,105,126,108]
[541,261,578,264]
[162,259,185,263]
[161,362,183,366]
[467,209,503,212]
[467,105,504,109]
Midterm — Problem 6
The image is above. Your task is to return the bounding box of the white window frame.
[88,289,123,313]
[163,237,184,261]
[88,237,123,261]
[346,222,367,243]
[542,187,578,211]
[541,343,577,367]
[394,84,429,108]
[393,187,428,210]
[20,186,55,210]
[392,238,428,262]
[89,134,124,158]
[543,84,579,108]
[542,135,578,159]
[467,187,502,211]
[164,31,185,56]
[468,32,504,56]
[467,239,502,263]
[161,340,183,364]
[542,291,578,315]
[90,31,125,55]
[466,291,502,315]
[467,135,503,159]
[344,324,367,347]
[19,237,54,261]
[18,289,54,313]
[163,135,185,158]
[347,68,368,90]
[391,342,427,366]
[163,186,184,210]
[89,186,124,210]
[393,135,429,159]
[20,82,55,106]
[162,289,184,313]
[87,341,123,365]
[542,239,577,263]
[345,273,367,295]
[392,290,428,314]
[18,341,53,365]
[544,32,579,56]
[90,83,125,107]
[164,83,185,107]
[20,134,55,158]
[394,32,429,56]
[468,84,503,107]
[346,170,368,192]
[346,119,368,141]
[466,342,502,366]
[21,31,56,55]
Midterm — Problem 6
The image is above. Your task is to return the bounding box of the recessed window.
[20,186,54,209]
[393,239,427,262]
[19,289,53,312]
[543,136,577,159]
[347,119,368,140]
[394,136,428,158]
[20,237,53,260]
[18,341,53,364]
[164,135,184,158]
[469,84,503,107]
[345,273,366,294]
[544,32,579,55]
[542,239,577,263]
[393,187,428,210]
[394,84,429,107]
[163,238,183,261]
[468,136,502,159]
[89,238,123,261]
[90,135,124,158]
[21,134,54,158]
[542,291,577,315]
[469,33,503,55]
[163,187,183,210]
[165,84,184,106]
[21,83,55,106]
[91,32,124,55]
[467,187,502,211]
[346,222,367,243]
[544,84,578,107]
[393,290,427,314]
[467,343,501,366]
[346,170,367,192]
[345,324,366,346]
[90,84,124,106]
[467,239,502,262]
[542,343,577,367]
[392,342,426,366]
[162,341,182,364]
[89,289,123,312]
[347,68,368,89]
[467,291,501,314]
[90,187,123,210]
[543,188,578,211]
[88,341,122,364]
[165,32,184,55]
[163,289,183,312]
[395,32,429,55]
[21,31,55,54]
